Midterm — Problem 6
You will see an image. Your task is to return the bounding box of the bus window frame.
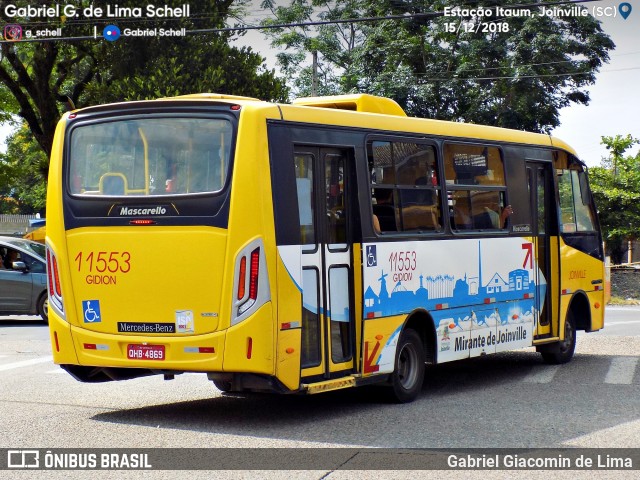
[365,135,444,237]
[443,141,510,235]
[64,111,238,200]
[553,151,604,259]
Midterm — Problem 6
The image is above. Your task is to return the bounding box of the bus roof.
[68,93,579,157]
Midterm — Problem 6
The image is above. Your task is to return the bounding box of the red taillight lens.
[237,256,247,300]
[235,243,267,322]
[47,250,62,297]
[52,255,62,297]
[249,248,260,300]
[46,250,54,293]
[46,247,64,314]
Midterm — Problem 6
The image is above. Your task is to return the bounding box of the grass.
[608,295,640,305]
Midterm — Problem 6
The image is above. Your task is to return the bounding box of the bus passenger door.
[294,146,355,381]
[526,162,556,337]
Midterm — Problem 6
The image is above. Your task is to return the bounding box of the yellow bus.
[46,93,604,402]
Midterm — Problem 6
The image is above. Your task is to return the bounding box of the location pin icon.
[619,2,632,20]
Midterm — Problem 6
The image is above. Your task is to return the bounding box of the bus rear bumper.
[49,311,227,373]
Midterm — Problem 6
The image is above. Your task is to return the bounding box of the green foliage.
[261,0,614,133]
[590,135,640,263]
[0,0,288,166]
[0,125,47,214]
[82,1,288,104]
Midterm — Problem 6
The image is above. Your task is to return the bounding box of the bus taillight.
[238,247,260,316]
[237,256,247,300]
[249,248,260,300]
[233,240,270,324]
[46,247,65,315]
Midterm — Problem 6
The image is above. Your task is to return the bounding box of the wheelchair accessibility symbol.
[82,300,102,323]
[366,245,377,267]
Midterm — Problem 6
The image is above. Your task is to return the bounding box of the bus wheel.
[541,312,576,364]
[37,293,48,324]
[213,380,232,392]
[387,328,425,403]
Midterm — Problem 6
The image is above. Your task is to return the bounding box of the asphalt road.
[0,308,639,479]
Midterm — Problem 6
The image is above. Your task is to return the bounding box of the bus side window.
[368,141,441,233]
[445,144,508,231]
[557,168,596,233]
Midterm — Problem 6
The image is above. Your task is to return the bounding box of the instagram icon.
[4,24,23,41]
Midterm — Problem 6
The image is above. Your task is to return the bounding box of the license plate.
[127,344,165,361]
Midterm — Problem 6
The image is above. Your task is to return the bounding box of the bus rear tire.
[387,328,425,403]
[540,313,576,364]
[213,380,232,392]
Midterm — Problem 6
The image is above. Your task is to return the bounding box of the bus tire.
[37,293,48,324]
[541,312,576,364]
[387,328,425,403]
[213,380,232,392]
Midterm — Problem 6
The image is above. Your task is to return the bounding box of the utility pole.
[312,50,318,96]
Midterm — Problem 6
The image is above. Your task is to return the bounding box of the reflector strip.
[484,298,496,304]
[281,322,301,330]
[562,289,572,295]
[184,347,215,354]
[54,331,60,352]
[595,285,601,291]
[84,343,96,350]
[436,303,448,310]
[247,337,253,359]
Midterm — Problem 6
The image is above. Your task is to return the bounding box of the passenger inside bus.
[372,188,396,233]
[476,194,512,229]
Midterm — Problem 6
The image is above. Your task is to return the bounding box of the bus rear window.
[68,117,233,196]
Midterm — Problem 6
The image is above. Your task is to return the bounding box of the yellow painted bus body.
[46,93,604,398]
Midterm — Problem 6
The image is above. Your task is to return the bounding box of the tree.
[589,135,640,264]
[261,0,614,133]
[0,125,47,214]
[0,0,288,167]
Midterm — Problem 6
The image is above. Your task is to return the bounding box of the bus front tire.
[387,328,425,403]
[540,313,576,364]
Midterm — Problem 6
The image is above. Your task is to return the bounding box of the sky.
[1,0,639,167]
[550,0,640,166]
[236,0,640,167]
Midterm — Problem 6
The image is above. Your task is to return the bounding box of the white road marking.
[523,365,560,383]
[605,357,639,385]
[600,320,640,326]
[0,356,53,372]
